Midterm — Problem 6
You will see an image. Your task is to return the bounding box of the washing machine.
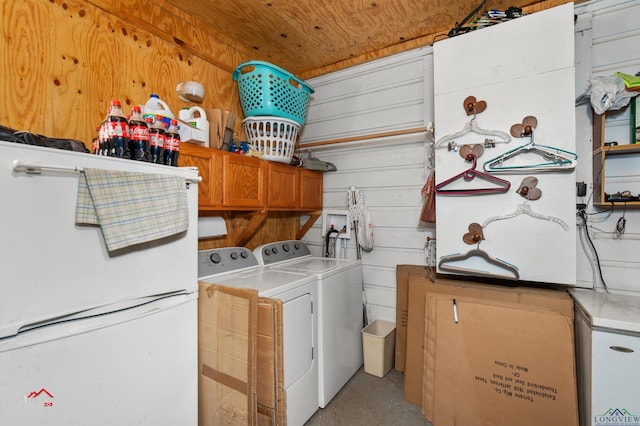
[254,240,364,408]
[570,288,640,426]
[197,247,319,426]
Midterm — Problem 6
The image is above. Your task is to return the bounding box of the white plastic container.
[142,94,174,127]
[178,107,209,147]
[361,320,396,377]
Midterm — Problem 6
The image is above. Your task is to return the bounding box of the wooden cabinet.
[299,169,323,210]
[180,143,323,212]
[222,153,266,209]
[592,112,640,208]
[180,142,222,207]
[266,161,299,209]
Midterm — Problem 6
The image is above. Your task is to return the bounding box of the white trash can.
[361,320,396,377]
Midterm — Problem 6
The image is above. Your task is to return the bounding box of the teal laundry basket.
[232,61,314,126]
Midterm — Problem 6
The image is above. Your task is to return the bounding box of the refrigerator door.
[0,291,198,426]
[0,142,199,338]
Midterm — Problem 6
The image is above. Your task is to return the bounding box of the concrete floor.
[305,368,432,426]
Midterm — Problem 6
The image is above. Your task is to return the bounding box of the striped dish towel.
[76,168,189,252]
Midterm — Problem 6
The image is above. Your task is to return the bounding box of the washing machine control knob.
[294,243,300,250]
[282,244,290,252]
[240,250,248,258]
[209,252,222,264]
[230,251,239,260]
[263,248,270,256]
[271,247,278,254]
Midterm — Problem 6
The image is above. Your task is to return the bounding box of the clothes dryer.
[198,247,319,426]
[254,240,364,408]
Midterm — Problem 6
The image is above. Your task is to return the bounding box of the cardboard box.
[421,277,576,417]
[401,270,577,421]
[256,297,285,426]
[395,265,429,372]
[428,296,578,426]
[198,282,258,426]
[403,271,431,405]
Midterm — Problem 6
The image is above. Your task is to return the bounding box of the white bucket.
[178,107,209,147]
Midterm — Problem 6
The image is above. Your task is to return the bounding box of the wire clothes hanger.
[482,118,578,173]
[435,153,511,195]
[438,243,520,280]
[481,202,569,231]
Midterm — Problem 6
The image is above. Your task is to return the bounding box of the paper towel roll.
[198,216,227,238]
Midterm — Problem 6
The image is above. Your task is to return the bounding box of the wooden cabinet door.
[222,153,266,208]
[299,169,323,210]
[179,143,222,208]
[267,162,299,209]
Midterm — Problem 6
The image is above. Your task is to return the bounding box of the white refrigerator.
[0,141,199,425]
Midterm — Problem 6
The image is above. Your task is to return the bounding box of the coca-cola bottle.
[91,125,101,155]
[97,117,109,156]
[128,106,150,161]
[148,114,166,164]
[105,100,130,158]
[163,119,181,167]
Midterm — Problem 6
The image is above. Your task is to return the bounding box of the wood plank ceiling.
[160,0,576,77]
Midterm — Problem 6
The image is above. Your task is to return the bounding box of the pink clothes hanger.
[435,154,511,195]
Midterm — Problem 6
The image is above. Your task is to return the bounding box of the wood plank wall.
[0,0,250,147]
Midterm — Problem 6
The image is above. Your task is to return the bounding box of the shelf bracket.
[233,210,268,247]
[297,211,321,240]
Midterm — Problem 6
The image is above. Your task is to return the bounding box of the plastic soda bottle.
[129,106,150,161]
[148,114,166,164]
[105,100,130,158]
[164,119,181,167]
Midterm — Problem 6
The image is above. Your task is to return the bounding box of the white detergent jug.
[142,94,175,127]
[178,106,209,147]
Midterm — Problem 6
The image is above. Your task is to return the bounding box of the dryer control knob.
[240,250,248,258]
[271,247,278,254]
[209,252,222,264]
[230,251,239,260]
[263,248,271,256]
[294,243,300,250]
[283,244,290,252]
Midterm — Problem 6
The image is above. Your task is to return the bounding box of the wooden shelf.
[592,111,640,208]
[594,200,640,208]
[597,143,640,156]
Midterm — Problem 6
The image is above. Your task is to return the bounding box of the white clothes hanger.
[481,202,569,231]
[438,247,520,280]
[435,119,512,150]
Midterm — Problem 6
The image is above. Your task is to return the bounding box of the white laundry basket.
[242,116,300,163]
[361,320,396,377]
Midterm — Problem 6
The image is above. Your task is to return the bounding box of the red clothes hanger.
[435,154,511,195]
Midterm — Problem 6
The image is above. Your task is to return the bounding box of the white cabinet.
[572,289,640,426]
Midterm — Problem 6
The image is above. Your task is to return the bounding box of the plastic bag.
[420,170,436,223]
[579,76,636,115]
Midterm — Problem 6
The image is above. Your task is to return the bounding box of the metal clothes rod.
[12,160,202,184]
